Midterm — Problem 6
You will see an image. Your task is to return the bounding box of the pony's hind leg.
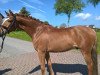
[91,44,98,75]
[81,49,94,75]
[45,52,54,75]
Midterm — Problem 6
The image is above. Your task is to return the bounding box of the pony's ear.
[5,11,9,16]
[9,9,14,16]
[0,13,4,18]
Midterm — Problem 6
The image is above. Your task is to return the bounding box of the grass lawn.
[7,31,32,41]
[7,31,100,54]
[97,32,100,54]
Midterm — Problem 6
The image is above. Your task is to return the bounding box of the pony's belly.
[48,49,70,52]
[48,44,73,52]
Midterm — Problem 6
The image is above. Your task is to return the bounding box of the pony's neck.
[17,16,44,38]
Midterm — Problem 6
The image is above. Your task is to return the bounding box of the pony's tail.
[91,39,98,75]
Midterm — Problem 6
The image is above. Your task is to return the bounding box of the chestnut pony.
[0,10,98,75]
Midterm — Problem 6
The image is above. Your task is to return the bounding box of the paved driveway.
[0,37,100,75]
[0,37,34,58]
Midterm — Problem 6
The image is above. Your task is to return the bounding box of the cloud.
[28,0,44,5]
[75,13,91,20]
[0,0,12,3]
[95,16,100,20]
[18,0,45,13]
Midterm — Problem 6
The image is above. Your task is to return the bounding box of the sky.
[0,0,100,28]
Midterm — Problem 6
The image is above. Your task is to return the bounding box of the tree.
[88,0,100,7]
[19,7,30,16]
[54,0,85,27]
[55,26,58,28]
[44,21,49,25]
[54,0,100,27]
[60,23,67,28]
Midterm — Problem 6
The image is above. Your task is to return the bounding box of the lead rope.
[0,27,6,53]
[0,34,6,52]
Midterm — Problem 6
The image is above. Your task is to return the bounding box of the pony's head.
[0,10,17,36]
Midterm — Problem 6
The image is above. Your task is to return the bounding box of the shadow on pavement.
[29,63,88,75]
[0,68,12,75]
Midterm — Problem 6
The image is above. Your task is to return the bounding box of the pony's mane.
[15,13,51,26]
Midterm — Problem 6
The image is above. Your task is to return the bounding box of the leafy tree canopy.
[19,7,30,16]
[54,0,85,25]
[88,0,100,7]
[44,21,49,25]
[60,23,67,28]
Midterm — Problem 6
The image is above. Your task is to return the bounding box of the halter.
[0,15,16,52]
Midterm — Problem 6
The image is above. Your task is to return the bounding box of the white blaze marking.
[1,18,9,25]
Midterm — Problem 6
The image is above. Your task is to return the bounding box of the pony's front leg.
[38,51,46,75]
